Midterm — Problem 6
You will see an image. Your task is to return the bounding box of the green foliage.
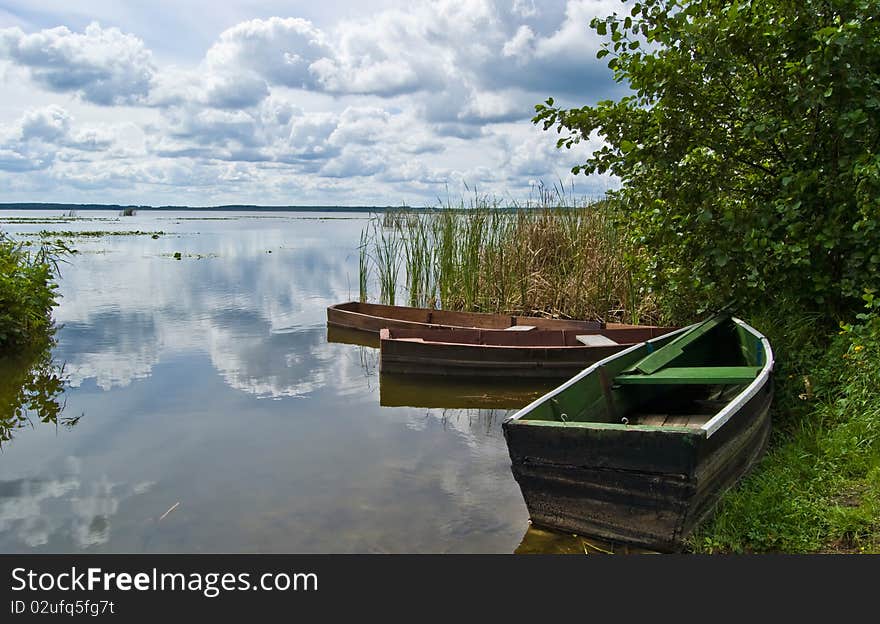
[26,230,165,238]
[0,231,66,353]
[534,0,880,321]
[692,294,880,553]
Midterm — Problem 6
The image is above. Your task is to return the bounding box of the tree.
[534,0,880,321]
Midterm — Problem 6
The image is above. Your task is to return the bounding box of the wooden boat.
[378,325,677,379]
[326,324,380,349]
[502,314,774,552]
[327,301,603,334]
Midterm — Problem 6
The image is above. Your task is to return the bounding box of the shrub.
[534,0,880,322]
[0,232,64,353]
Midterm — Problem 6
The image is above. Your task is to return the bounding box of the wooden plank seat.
[627,315,729,375]
[631,413,714,428]
[575,334,619,347]
[614,366,762,386]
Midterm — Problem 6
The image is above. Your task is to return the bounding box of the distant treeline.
[0,203,407,213]
[0,202,602,213]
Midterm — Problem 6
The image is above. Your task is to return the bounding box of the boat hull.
[378,326,676,379]
[327,301,603,334]
[503,361,773,552]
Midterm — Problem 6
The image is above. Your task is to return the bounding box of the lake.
[0,209,559,553]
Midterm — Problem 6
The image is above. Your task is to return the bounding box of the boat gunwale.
[378,327,655,350]
[702,318,774,437]
[328,301,604,332]
[503,316,774,440]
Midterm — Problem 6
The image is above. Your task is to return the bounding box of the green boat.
[502,314,774,552]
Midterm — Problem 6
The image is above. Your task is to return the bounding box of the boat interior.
[382,326,673,346]
[518,315,768,429]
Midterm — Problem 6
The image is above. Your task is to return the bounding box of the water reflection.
[327,324,559,410]
[0,338,76,447]
[60,311,158,390]
[0,211,532,553]
[515,524,658,555]
[50,214,362,394]
[0,457,155,549]
[380,372,556,410]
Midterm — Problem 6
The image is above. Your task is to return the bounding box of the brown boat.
[378,325,677,379]
[327,301,604,334]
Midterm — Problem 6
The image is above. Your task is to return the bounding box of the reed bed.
[359,195,658,324]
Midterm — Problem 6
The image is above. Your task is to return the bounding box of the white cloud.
[206,17,330,89]
[512,0,539,18]
[534,0,617,62]
[0,1,627,204]
[0,22,155,105]
[502,25,535,60]
[320,146,386,178]
[0,105,124,172]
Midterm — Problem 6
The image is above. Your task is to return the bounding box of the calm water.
[0,209,553,553]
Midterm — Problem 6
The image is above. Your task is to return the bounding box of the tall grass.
[370,218,402,306]
[358,229,369,303]
[358,194,657,324]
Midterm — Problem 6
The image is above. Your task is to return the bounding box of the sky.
[0,0,626,206]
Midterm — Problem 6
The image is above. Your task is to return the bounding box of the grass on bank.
[0,230,66,354]
[690,296,880,553]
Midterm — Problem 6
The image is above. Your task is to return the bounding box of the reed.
[358,194,658,324]
[358,229,369,303]
[370,218,402,306]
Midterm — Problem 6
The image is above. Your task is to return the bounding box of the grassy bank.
[0,230,65,354]
[690,298,880,553]
[359,197,658,324]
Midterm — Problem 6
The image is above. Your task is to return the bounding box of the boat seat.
[576,334,619,347]
[614,366,762,385]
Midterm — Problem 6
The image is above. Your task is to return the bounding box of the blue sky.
[0,1,625,206]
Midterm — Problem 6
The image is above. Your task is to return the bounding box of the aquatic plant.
[370,218,402,306]
[358,194,655,324]
[358,228,369,303]
[27,230,165,238]
[0,231,68,353]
